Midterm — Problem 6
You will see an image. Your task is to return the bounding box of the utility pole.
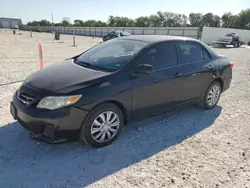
[51,13,54,24]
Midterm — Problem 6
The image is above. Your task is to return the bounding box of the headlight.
[37,95,81,110]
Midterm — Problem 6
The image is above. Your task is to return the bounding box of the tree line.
[27,9,250,29]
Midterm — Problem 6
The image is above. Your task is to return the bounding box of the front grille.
[17,92,35,105]
[17,84,43,106]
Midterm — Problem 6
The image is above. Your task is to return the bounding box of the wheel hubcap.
[91,111,120,143]
[207,85,221,106]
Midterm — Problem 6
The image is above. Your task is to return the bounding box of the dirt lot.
[0,30,250,188]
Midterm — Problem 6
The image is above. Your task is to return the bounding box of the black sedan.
[10,35,233,147]
[103,30,132,42]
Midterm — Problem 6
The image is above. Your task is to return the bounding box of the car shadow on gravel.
[0,105,222,188]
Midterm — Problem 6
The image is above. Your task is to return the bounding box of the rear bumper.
[222,79,231,92]
[12,92,89,143]
[222,69,232,93]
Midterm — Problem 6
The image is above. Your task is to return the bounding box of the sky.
[1,0,249,24]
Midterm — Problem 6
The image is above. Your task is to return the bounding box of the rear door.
[131,42,184,119]
[177,41,217,102]
[195,45,218,92]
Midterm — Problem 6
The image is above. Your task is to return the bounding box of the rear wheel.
[201,81,222,110]
[80,103,124,148]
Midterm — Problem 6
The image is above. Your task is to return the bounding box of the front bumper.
[11,92,89,143]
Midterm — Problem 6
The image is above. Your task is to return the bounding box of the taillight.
[229,62,234,69]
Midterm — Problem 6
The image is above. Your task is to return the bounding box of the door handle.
[175,72,182,78]
[208,65,213,69]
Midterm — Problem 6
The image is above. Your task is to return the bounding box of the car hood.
[24,59,111,94]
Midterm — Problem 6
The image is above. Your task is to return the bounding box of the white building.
[0,17,22,28]
[201,27,250,45]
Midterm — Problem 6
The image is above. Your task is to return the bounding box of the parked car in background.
[103,30,132,42]
[213,33,243,48]
[10,35,233,148]
[35,28,44,32]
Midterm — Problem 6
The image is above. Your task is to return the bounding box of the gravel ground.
[0,30,250,188]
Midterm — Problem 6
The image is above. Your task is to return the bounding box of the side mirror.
[134,64,153,75]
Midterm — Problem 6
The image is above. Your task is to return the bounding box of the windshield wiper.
[75,59,101,71]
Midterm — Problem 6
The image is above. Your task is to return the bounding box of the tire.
[201,81,222,110]
[79,103,124,148]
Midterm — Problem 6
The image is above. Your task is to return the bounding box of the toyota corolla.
[10,35,233,147]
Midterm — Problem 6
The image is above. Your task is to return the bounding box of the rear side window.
[202,47,211,60]
[178,42,203,64]
[114,31,120,37]
[140,42,178,70]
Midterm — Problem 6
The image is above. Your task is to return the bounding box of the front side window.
[178,41,203,64]
[109,31,115,36]
[138,42,178,70]
[75,39,149,72]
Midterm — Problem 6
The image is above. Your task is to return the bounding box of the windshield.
[75,39,149,72]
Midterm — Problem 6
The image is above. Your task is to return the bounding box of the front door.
[131,42,184,119]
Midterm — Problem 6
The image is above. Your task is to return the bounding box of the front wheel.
[201,81,222,110]
[80,103,124,148]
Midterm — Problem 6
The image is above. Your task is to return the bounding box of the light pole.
[51,13,54,33]
[51,13,54,25]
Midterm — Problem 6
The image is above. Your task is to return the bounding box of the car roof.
[118,35,218,57]
[113,30,131,35]
[120,35,199,43]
